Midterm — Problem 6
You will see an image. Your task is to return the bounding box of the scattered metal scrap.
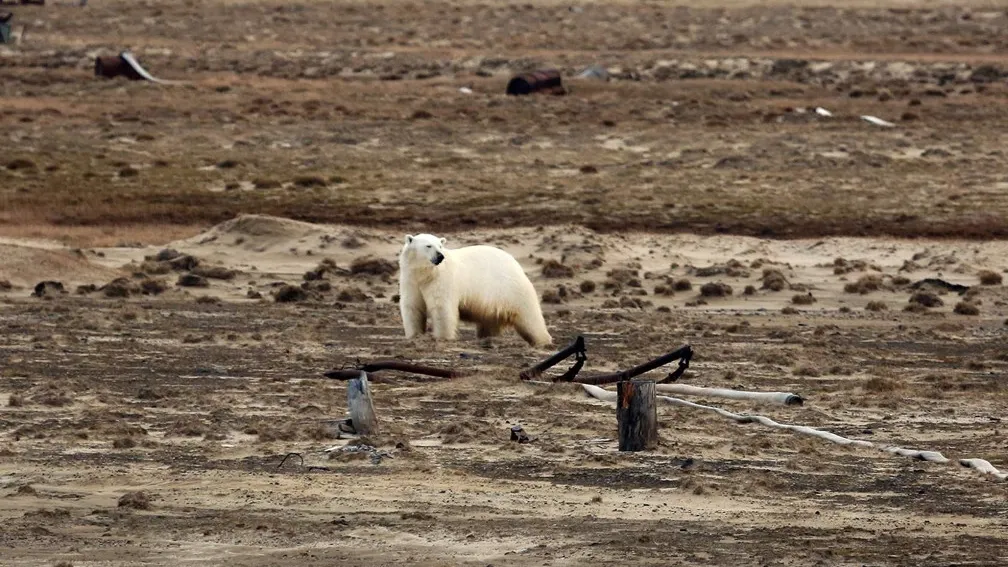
[520,335,693,385]
[510,424,532,443]
[276,452,330,472]
[323,336,691,386]
[325,443,394,465]
[94,50,186,85]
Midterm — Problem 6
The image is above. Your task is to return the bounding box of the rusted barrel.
[94,54,143,81]
[506,69,564,95]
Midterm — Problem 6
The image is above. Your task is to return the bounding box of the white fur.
[398,233,552,347]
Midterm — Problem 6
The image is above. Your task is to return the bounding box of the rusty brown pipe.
[324,360,469,381]
[506,69,565,96]
[94,54,143,80]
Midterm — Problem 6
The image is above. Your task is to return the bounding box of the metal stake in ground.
[347,371,379,436]
[616,380,658,451]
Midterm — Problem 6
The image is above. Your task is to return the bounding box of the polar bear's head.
[402,233,447,267]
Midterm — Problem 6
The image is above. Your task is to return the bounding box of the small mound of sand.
[203,214,325,241]
[0,244,122,288]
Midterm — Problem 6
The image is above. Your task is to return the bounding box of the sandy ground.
[1,0,1008,565]
[1,215,1007,566]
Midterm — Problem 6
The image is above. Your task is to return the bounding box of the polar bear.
[398,233,553,347]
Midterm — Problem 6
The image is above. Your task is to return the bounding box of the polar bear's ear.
[404,235,413,245]
[439,237,447,246]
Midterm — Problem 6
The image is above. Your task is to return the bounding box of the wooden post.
[616,380,658,451]
[347,371,379,436]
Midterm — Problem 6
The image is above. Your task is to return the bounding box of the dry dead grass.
[865,300,888,312]
[978,270,1003,286]
[953,301,980,315]
[0,222,203,248]
[844,275,885,294]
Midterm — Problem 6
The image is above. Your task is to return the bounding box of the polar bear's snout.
[431,252,445,265]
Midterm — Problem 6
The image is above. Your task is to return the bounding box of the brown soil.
[1,1,1008,565]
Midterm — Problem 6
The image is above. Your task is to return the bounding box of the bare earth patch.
[1,0,1008,565]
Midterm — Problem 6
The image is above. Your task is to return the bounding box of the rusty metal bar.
[575,344,693,385]
[522,337,692,385]
[323,360,468,381]
[519,335,586,381]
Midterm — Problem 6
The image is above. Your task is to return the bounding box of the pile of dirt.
[0,244,122,288]
[183,214,330,253]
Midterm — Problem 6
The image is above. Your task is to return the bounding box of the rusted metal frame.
[520,336,693,385]
[518,335,587,381]
[324,360,468,381]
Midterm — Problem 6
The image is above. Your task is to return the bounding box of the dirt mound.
[186,214,329,251]
[0,244,122,288]
[207,214,324,240]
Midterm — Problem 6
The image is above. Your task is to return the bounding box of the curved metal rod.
[324,360,469,381]
[519,335,587,381]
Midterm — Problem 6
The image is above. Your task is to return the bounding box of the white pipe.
[655,384,803,406]
[582,384,1002,480]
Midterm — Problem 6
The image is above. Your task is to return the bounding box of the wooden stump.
[616,380,658,451]
[347,371,379,436]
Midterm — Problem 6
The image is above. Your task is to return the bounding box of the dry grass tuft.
[118,491,152,510]
[909,291,943,308]
[844,274,884,294]
[792,364,821,377]
[699,282,732,297]
[761,269,788,291]
[865,301,888,312]
[953,301,980,315]
[864,376,900,392]
[541,260,575,278]
[673,278,693,291]
[350,256,396,276]
[978,270,1003,286]
[791,293,816,305]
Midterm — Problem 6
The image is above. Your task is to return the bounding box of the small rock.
[118,491,151,510]
[177,274,209,288]
[101,277,139,298]
[193,266,237,280]
[152,249,182,262]
[273,284,308,303]
[168,255,199,271]
[32,281,65,298]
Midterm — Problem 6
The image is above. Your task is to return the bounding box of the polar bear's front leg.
[401,305,427,338]
[399,292,427,338]
[430,305,459,341]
